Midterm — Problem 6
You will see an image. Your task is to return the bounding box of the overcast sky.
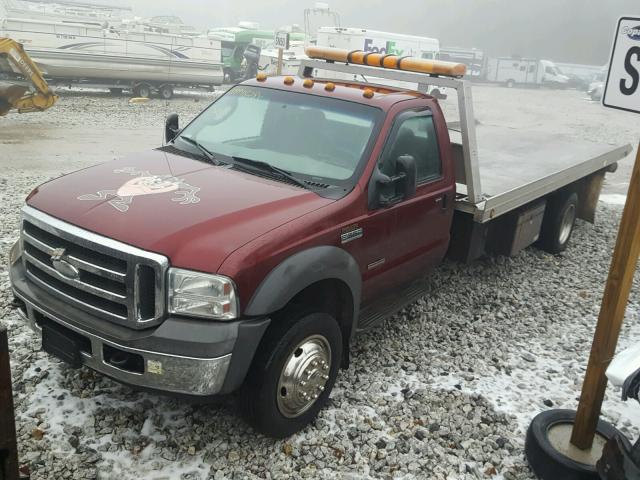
[128,0,638,64]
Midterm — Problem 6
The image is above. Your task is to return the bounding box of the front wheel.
[241,311,342,438]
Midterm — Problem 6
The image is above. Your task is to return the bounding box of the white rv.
[486,57,569,88]
[315,27,445,96]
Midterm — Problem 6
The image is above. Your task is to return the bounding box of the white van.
[315,27,446,97]
[486,58,569,88]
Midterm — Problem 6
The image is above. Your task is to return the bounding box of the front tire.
[241,311,342,438]
[539,191,578,254]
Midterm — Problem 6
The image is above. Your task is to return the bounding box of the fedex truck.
[315,27,445,97]
[316,27,439,59]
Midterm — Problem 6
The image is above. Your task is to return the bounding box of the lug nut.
[300,380,306,386]
[318,386,325,392]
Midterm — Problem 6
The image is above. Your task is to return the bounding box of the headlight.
[168,268,238,320]
[9,239,22,266]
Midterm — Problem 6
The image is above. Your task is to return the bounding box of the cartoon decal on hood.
[78,167,201,212]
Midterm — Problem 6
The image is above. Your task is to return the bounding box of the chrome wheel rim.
[277,334,331,418]
[559,204,576,245]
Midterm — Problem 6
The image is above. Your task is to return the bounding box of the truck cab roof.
[241,75,431,110]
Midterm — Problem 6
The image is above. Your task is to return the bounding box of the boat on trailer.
[0,2,224,97]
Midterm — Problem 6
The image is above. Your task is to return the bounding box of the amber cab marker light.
[283,76,295,85]
[303,78,314,88]
[324,82,336,92]
[363,88,374,99]
[256,72,267,82]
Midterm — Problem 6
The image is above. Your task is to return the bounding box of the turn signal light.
[256,72,267,82]
[283,76,294,85]
[363,88,374,98]
[304,46,467,78]
[303,78,314,88]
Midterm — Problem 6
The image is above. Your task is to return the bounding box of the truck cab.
[9,73,455,437]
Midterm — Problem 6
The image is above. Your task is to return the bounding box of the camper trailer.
[486,57,569,88]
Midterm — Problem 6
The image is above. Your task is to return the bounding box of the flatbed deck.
[451,125,632,222]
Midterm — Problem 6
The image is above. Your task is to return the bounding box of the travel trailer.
[486,57,569,88]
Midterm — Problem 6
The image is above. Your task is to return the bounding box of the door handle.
[435,194,448,209]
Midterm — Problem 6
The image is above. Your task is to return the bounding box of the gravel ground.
[1,86,640,479]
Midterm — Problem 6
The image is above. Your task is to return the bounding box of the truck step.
[357,277,431,332]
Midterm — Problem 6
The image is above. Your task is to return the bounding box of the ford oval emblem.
[50,248,80,280]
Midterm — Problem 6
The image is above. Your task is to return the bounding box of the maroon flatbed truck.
[8,52,631,437]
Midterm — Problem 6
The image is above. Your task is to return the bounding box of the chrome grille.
[20,206,168,329]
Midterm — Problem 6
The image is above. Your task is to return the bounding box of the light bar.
[304,46,467,78]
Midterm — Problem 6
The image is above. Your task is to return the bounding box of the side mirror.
[368,154,418,209]
[396,154,417,200]
[165,113,179,143]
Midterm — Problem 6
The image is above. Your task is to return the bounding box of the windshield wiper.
[230,156,310,190]
[177,136,223,166]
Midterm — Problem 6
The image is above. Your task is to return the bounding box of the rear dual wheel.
[539,191,578,254]
[241,311,342,438]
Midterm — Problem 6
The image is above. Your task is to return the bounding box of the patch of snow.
[600,194,628,205]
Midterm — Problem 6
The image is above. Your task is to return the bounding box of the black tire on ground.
[506,79,516,88]
[525,409,631,480]
[109,88,123,96]
[539,191,578,254]
[159,85,174,100]
[241,310,342,438]
[133,84,151,98]
[223,68,235,84]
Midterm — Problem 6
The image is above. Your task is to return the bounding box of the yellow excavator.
[0,37,57,115]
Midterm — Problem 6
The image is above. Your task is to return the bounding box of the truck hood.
[27,149,334,272]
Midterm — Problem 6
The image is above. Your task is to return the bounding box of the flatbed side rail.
[298,58,484,204]
[467,143,632,223]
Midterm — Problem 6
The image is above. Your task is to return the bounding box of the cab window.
[379,113,441,184]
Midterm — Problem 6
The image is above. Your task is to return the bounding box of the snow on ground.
[600,194,629,205]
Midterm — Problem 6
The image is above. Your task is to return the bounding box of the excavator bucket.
[0,83,28,116]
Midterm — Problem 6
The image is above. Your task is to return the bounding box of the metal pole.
[571,141,640,449]
[0,325,19,480]
[276,48,283,76]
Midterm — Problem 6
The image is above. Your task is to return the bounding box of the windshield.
[176,85,381,185]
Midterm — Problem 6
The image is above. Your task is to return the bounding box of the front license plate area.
[41,321,84,369]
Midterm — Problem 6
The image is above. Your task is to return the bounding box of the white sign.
[603,17,640,113]
[274,31,290,50]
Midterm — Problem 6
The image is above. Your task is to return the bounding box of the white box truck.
[486,57,569,88]
[315,27,446,97]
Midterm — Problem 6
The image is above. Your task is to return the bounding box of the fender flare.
[244,246,361,326]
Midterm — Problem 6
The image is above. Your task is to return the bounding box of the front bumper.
[10,259,269,397]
